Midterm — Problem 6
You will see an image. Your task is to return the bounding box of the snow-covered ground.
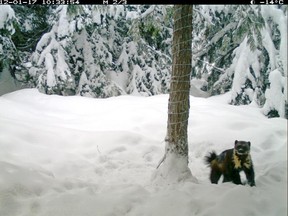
[0,89,286,216]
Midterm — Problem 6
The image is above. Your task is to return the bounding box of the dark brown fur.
[205,140,255,186]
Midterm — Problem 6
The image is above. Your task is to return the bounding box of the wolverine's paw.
[243,180,256,187]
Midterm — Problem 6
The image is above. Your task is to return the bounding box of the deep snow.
[0,89,287,216]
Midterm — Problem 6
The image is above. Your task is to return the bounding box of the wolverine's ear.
[235,140,238,145]
[248,141,251,147]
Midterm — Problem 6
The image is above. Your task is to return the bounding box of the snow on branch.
[262,69,287,118]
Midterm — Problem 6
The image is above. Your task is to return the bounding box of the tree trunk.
[166,5,192,158]
[153,5,196,184]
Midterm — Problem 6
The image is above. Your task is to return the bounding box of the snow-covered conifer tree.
[119,5,172,96]
[0,6,17,73]
[29,6,80,95]
[71,27,123,97]
[25,5,172,97]
[191,5,287,118]
[261,6,287,118]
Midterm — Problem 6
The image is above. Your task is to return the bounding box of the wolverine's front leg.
[244,167,256,186]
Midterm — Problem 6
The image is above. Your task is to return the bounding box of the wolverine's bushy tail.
[204,151,218,166]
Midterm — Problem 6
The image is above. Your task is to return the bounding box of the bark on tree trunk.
[153,5,196,184]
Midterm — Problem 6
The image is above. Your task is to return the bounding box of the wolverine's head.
[234,140,250,155]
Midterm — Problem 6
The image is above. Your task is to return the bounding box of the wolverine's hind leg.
[210,167,222,184]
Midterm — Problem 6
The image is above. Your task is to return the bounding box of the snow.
[56,48,70,81]
[190,79,210,98]
[261,23,277,71]
[229,36,261,103]
[56,6,70,39]
[107,70,129,92]
[261,5,287,77]
[152,151,197,185]
[140,6,155,19]
[108,5,125,20]
[0,89,287,216]
[260,5,287,117]
[45,53,56,87]
[0,5,15,33]
[126,11,139,20]
[262,69,286,118]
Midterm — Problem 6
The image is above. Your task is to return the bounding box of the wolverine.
[205,140,256,186]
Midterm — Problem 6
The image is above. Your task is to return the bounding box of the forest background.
[0,5,287,118]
